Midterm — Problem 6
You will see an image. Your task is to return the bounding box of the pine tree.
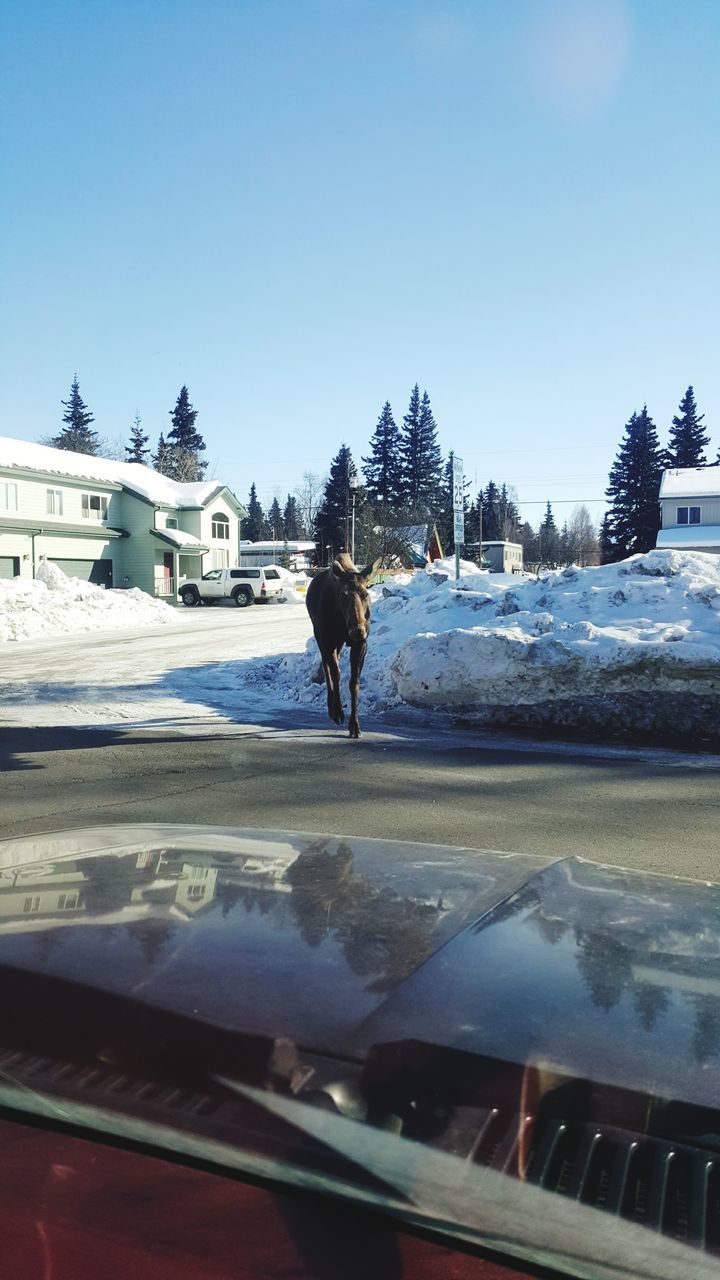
[399,385,443,517]
[666,386,710,468]
[165,385,207,480]
[599,513,616,564]
[283,494,300,540]
[539,502,561,567]
[268,497,284,540]
[362,401,404,509]
[51,376,99,454]
[417,390,443,512]
[241,483,268,542]
[605,406,664,559]
[497,484,520,540]
[314,444,357,563]
[152,432,172,475]
[125,412,150,464]
[481,481,501,542]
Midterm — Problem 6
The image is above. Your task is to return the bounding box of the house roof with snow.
[659,466,720,500]
[0,436,243,512]
[657,526,720,548]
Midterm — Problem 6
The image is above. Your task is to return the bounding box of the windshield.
[2,3,720,1278]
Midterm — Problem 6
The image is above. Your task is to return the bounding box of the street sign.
[454,510,465,542]
[452,455,464,512]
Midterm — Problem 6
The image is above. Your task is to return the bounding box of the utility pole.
[349,475,359,564]
[452,455,464,582]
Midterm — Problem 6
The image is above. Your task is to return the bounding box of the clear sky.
[2,0,718,525]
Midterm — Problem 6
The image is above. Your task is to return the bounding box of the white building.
[238,539,315,570]
[0,436,246,600]
[657,466,720,554]
[481,541,524,573]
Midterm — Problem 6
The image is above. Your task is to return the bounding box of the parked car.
[179,566,284,607]
[0,823,718,1280]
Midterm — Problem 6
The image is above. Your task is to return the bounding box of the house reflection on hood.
[0,850,221,928]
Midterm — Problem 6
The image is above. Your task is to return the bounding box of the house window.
[677,506,701,525]
[212,512,230,539]
[23,896,41,914]
[166,517,178,529]
[0,482,18,512]
[187,885,206,901]
[47,488,63,516]
[82,493,108,520]
[57,892,81,910]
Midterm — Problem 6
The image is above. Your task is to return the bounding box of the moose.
[306,552,380,739]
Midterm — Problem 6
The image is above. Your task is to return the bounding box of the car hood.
[0,825,718,1108]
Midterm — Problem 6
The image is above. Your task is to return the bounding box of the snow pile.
[274,566,309,605]
[246,550,720,740]
[0,561,179,642]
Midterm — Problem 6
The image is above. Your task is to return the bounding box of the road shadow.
[3,646,719,768]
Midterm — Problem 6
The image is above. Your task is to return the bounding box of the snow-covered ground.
[2,550,720,744]
[0,559,179,642]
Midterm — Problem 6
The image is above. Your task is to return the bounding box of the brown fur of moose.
[306,553,380,739]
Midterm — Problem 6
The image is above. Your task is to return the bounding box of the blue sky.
[2,0,718,525]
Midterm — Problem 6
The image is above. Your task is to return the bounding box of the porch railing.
[154,576,175,597]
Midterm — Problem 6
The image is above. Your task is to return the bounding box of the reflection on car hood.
[0,825,718,1107]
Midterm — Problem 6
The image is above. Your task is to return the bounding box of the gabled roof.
[659,466,720,499]
[0,436,242,512]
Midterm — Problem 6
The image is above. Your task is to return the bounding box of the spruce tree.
[599,513,614,563]
[125,412,150,464]
[605,406,663,559]
[481,481,501,541]
[666,386,710,468]
[283,494,300,540]
[497,484,520,540]
[399,386,443,517]
[241,483,268,542]
[399,384,421,513]
[165,385,207,480]
[52,376,99,454]
[362,401,404,509]
[152,433,172,475]
[314,444,357,563]
[417,390,443,513]
[539,502,561,567]
[268,497,284,540]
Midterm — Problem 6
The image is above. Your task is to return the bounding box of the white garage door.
[0,556,20,579]
[54,559,113,587]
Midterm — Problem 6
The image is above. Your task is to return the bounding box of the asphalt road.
[3,716,719,880]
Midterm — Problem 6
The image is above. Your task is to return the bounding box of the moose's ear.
[359,557,381,584]
[331,560,345,578]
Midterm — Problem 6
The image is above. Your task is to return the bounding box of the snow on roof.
[481,541,523,548]
[0,436,235,510]
[659,466,720,499]
[656,526,720,548]
[150,527,208,550]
